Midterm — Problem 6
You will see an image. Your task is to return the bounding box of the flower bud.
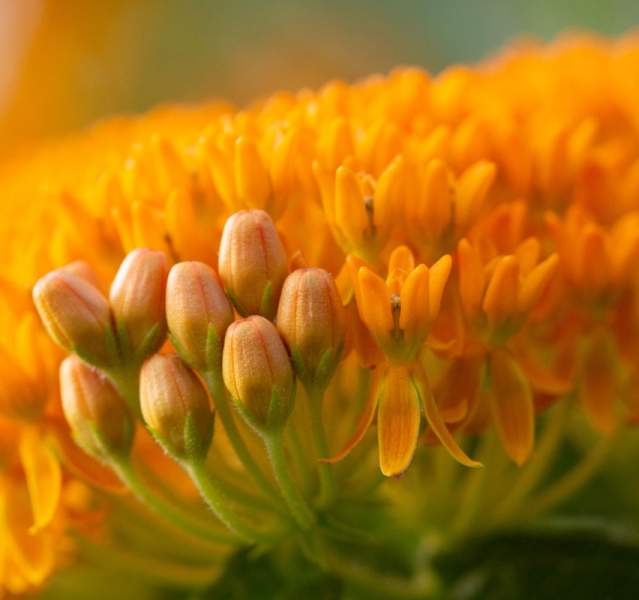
[223,316,294,433]
[110,249,168,361]
[277,268,346,388]
[166,261,233,370]
[33,269,116,366]
[218,210,287,318]
[60,355,133,461]
[140,354,214,461]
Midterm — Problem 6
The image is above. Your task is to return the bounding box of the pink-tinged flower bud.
[218,210,287,318]
[277,268,346,388]
[223,316,294,433]
[60,355,133,461]
[110,249,168,361]
[166,262,233,371]
[140,353,214,461]
[33,269,116,366]
[60,260,100,288]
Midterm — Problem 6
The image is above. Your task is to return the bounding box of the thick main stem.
[307,385,337,507]
[264,431,316,530]
[203,370,281,502]
[112,458,237,545]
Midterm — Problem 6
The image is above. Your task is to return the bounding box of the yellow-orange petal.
[457,238,485,319]
[374,156,404,239]
[5,483,54,586]
[517,254,559,313]
[378,367,421,477]
[335,165,368,249]
[19,428,62,533]
[416,158,452,239]
[320,373,380,464]
[388,245,415,281]
[455,160,496,233]
[398,265,430,346]
[579,332,618,434]
[489,349,534,466]
[235,137,272,212]
[358,266,392,342]
[482,255,519,324]
[428,254,452,321]
[413,363,482,468]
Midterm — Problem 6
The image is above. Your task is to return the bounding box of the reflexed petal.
[579,332,619,434]
[489,349,535,465]
[5,483,54,586]
[320,375,379,464]
[413,363,482,468]
[19,428,62,533]
[378,367,421,477]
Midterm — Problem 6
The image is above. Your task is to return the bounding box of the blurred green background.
[1,0,638,152]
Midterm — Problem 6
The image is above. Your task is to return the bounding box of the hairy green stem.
[112,458,237,545]
[187,460,285,545]
[264,431,316,530]
[203,370,281,503]
[307,384,337,508]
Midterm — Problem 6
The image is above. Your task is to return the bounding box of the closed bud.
[218,210,287,318]
[60,355,134,461]
[33,269,116,366]
[223,316,294,433]
[166,262,233,370]
[140,354,214,461]
[110,249,168,361]
[277,268,346,389]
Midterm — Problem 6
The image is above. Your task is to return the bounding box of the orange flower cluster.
[2,34,639,594]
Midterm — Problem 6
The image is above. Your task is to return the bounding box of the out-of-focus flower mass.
[2,33,639,597]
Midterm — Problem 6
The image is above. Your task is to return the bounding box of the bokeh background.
[1,0,638,156]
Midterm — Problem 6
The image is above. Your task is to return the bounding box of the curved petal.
[413,363,482,468]
[579,332,618,434]
[320,375,379,464]
[378,367,421,477]
[19,428,62,533]
[489,349,535,465]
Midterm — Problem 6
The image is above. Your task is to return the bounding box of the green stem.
[187,460,285,545]
[450,433,498,538]
[112,458,238,545]
[524,434,614,519]
[307,385,337,508]
[287,421,314,496]
[106,365,142,418]
[203,370,281,503]
[77,537,221,589]
[491,398,570,526]
[264,431,316,530]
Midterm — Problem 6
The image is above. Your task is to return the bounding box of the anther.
[363,195,377,239]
